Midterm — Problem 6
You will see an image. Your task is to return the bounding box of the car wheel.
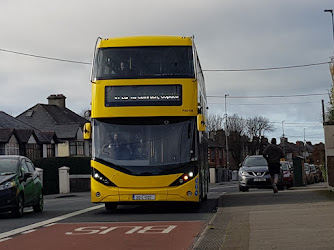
[12,194,24,218]
[105,203,117,212]
[239,186,249,192]
[33,193,44,212]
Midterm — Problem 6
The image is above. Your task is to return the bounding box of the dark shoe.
[273,184,278,194]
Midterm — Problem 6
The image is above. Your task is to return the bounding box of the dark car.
[238,155,284,192]
[280,161,294,189]
[0,155,43,217]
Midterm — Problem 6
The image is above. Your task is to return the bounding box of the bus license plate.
[133,194,156,200]
[254,178,266,182]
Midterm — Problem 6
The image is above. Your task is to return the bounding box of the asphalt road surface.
[0,182,239,249]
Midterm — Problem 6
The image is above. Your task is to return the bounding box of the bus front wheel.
[105,203,117,212]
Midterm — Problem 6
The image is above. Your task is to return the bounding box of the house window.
[26,144,41,159]
[47,144,55,157]
[70,141,84,156]
[6,143,19,155]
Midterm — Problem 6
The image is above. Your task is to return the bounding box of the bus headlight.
[170,171,196,186]
[91,168,116,187]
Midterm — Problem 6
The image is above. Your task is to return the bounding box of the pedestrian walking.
[262,138,284,193]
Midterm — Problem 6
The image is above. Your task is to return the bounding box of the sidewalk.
[194,182,334,250]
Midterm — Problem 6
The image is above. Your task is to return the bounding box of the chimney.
[47,94,66,109]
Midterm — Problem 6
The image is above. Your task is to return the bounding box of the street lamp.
[303,128,306,160]
[324,9,334,53]
[224,94,229,181]
[281,120,286,156]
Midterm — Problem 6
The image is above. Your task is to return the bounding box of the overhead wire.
[0,47,331,71]
[208,93,327,98]
[209,101,320,106]
[0,48,91,65]
[202,61,330,72]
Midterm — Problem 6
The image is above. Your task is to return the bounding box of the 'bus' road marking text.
[65,225,177,235]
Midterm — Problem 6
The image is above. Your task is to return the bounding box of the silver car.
[238,155,284,192]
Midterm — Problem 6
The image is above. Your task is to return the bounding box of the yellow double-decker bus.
[84,36,209,211]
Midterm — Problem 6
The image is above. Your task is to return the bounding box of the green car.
[0,155,43,217]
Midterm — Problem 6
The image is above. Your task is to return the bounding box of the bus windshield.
[93,117,195,167]
[92,46,194,80]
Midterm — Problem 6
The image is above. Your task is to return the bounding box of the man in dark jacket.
[262,138,284,193]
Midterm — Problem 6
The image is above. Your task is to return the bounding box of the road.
[0,182,238,249]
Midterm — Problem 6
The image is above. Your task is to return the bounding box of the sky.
[1,0,333,144]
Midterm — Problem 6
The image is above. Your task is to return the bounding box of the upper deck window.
[92,46,194,80]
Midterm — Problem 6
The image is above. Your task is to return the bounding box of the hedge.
[33,157,91,195]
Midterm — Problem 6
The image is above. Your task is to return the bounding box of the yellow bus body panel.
[91,161,200,203]
[98,36,192,48]
[91,79,198,118]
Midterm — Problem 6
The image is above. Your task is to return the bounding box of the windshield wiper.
[0,172,16,176]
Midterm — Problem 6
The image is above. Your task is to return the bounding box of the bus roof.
[98,36,193,48]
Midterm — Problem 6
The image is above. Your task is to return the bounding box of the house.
[16,94,90,157]
[208,138,225,169]
[0,111,58,159]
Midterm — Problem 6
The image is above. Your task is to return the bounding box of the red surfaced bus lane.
[0,221,204,250]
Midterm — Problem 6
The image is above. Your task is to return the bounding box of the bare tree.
[226,114,247,166]
[227,114,245,136]
[207,114,224,132]
[245,116,275,139]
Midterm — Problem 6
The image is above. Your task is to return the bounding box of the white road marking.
[0,204,104,240]
[21,230,36,234]
[43,223,57,227]
[0,238,12,242]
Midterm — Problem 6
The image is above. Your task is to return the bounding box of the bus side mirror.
[197,114,206,131]
[83,122,92,140]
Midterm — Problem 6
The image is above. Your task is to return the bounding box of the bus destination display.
[105,85,182,106]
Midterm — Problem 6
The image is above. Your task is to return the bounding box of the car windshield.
[92,117,195,167]
[243,156,267,167]
[281,162,290,171]
[92,46,194,80]
[304,164,309,170]
[0,159,19,175]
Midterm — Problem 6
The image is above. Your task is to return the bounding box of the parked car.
[0,155,43,217]
[280,161,294,189]
[304,163,313,184]
[238,155,284,192]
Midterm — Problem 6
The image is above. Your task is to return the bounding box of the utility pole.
[324,9,334,53]
[303,128,306,160]
[282,120,286,156]
[224,94,229,181]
